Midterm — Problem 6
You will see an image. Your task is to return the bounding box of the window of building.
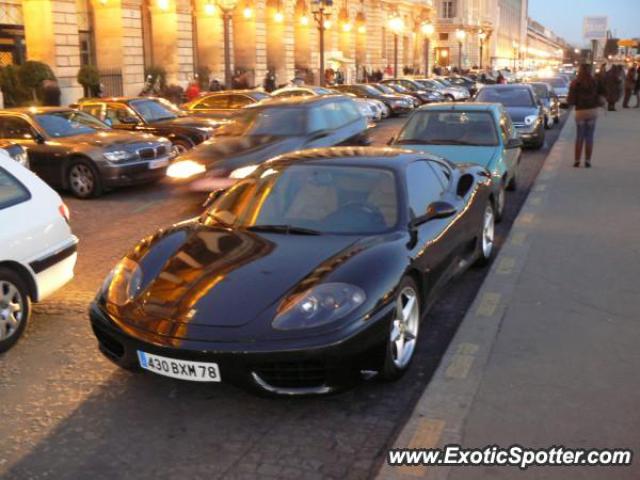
[78,31,95,66]
[442,0,456,19]
[439,32,449,42]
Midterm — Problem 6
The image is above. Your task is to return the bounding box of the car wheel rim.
[390,287,419,369]
[0,280,24,341]
[70,164,94,196]
[482,205,495,258]
[172,143,188,156]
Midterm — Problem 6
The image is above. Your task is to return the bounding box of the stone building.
[0,0,441,103]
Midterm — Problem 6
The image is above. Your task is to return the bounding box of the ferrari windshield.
[396,111,499,147]
[204,164,399,234]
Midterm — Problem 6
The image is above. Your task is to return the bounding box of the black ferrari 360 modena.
[90,147,497,395]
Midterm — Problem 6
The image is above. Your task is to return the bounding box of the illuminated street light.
[456,29,466,71]
[204,1,215,15]
[342,22,352,32]
[274,10,283,22]
[421,22,434,76]
[216,0,239,88]
[243,6,252,18]
[157,0,170,10]
[388,14,404,77]
[312,0,334,86]
[478,30,487,69]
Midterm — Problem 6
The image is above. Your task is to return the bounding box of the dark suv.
[0,108,174,198]
[76,97,222,155]
[166,96,370,191]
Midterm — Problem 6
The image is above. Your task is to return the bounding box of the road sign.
[583,16,608,40]
[618,39,638,48]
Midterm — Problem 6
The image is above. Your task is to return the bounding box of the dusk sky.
[528,0,638,47]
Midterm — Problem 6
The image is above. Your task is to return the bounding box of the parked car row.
[1,72,570,393]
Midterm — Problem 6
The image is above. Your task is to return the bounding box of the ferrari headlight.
[524,115,539,126]
[167,160,206,179]
[102,257,143,306]
[104,150,135,163]
[229,164,258,179]
[273,283,366,330]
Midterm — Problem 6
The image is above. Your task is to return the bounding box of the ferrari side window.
[406,161,444,218]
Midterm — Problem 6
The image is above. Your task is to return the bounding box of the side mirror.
[120,116,139,125]
[411,201,457,227]
[33,132,46,144]
[202,188,226,209]
[506,137,523,149]
[309,130,329,142]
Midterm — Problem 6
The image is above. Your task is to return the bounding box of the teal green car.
[391,103,522,221]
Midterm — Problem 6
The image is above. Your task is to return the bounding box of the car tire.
[171,139,192,156]
[554,115,560,125]
[0,267,31,353]
[474,203,496,267]
[67,159,103,199]
[506,168,518,192]
[445,94,455,102]
[533,131,545,150]
[495,183,506,222]
[379,276,421,382]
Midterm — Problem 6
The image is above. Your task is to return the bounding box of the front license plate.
[149,158,169,170]
[137,351,221,382]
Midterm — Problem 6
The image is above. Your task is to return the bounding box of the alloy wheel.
[0,280,24,341]
[69,164,95,197]
[172,143,188,156]
[482,205,495,259]
[390,287,420,369]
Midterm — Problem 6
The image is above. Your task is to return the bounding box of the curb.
[376,113,575,480]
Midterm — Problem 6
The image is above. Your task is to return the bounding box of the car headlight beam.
[524,115,539,126]
[104,150,135,163]
[167,160,206,179]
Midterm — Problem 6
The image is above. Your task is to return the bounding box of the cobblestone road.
[0,114,567,480]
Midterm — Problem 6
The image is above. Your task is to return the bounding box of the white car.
[0,151,78,352]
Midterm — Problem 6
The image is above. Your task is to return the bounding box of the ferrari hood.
[115,224,363,334]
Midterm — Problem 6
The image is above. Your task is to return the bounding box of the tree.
[17,61,56,102]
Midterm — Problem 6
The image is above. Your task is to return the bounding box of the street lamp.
[478,30,487,69]
[388,14,404,77]
[216,0,238,89]
[421,22,434,77]
[455,29,466,71]
[312,0,334,87]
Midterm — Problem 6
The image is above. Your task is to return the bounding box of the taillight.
[59,203,70,224]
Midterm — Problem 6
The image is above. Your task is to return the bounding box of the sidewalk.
[378,107,640,480]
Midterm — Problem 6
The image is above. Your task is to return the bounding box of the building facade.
[0,0,441,103]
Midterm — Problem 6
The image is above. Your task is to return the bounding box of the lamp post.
[421,22,434,76]
[312,0,333,87]
[478,30,486,69]
[388,14,404,77]
[216,0,238,89]
[455,29,466,71]
[512,40,518,71]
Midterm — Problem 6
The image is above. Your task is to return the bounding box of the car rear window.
[0,166,30,210]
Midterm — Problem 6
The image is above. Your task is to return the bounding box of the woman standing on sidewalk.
[567,64,605,168]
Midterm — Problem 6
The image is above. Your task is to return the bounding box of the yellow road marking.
[511,232,527,246]
[446,343,479,379]
[529,196,542,206]
[496,257,516,275]
[519,212,536,225]
[533,184,547,192]
[477,292,501,317]
[399,418,446,477]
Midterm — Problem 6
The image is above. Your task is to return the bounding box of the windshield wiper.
[248,224,322,235]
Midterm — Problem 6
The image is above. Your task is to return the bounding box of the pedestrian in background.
[635,68,640,108]
[41,79,61,106]
[496,72,506,84]
[622,64,636,108]
[604,65,622,111]
[567,63,605,168]
[185,79,200,102]
[263,69,276,93]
